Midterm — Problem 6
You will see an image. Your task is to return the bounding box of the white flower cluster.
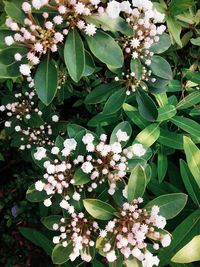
[99,198,171,266]
[114,67,156,95]
[0,90,41,126]
[52,213,99,262]
[34,130,146,206]
[19,123,54,150]
[107,0,166,63]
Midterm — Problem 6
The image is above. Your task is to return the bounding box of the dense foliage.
[0,0,200,266]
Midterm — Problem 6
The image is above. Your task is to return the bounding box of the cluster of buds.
[0,90,40,124]
[19,123,55,150]
[99,198,171,267]
[114,67,156,95]
[52,212,99,262]
[4,0,105,77]
[106,0,166,63]
[34,130,146,207]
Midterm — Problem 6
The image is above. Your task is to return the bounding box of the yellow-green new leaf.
[135,124,160,148]
[183,136,200,188]
[171,235,200,263]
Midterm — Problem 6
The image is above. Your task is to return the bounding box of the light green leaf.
[158,128,183,150]
[64,28,85,82]
[83,199,117,220]
[52,242,73,265]
[34,55,58,105]
[171,116,200,138]
[177,91,200,109]
[85,30,123,68]
[171,235,200,263]
[135,124,160,147]
[146,193,188,219]
[183,136,200,188]
[125,258,142,267]
[191,37,200,46]
[128,165,147,203]
[167,17,182,47]
[157,105,176,121]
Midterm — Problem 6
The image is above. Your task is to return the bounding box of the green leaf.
[85,13,133,36]
[158,128,183,150]
[110,121,132,146]
[85,30,123,68]
[150,33,171,54]
[26,184,47,202]
[83,50,95,76]
[34,55,58,105]
[184,70,200,84]
[64,29,85,82]
[125,258,142,267]
[4,0,25,24]
[171,235,200,263]
[191,37,200,46]
[183,136,200,188]
[136,89,158,122]
[157,148,168,183]
[102,88,126,115]
[19,227,53,256]
[123,103,149,129]
[135,123,160,147]
[180,160,200,207]
[149,56,172,80]
[159,209,200,265]
[130,58,142,79]
[169,0,195,16]
[128,165,147,203]
[167,17,182,47]
[177,91,200,109]
[171,116,200,138]
[157,105,177,121]
[83,199,117,220]
[85,83,120,104]
[52,242,73,265]
[145,193,188,219]
[74,168,90,185]
[41,215,62,230]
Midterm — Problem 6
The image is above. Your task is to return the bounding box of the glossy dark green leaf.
[177,91,200,109]
[157,105,177,121]
[130,58,142,79]
[102,88,126,115]
[52,242,73,264]
[149,56,173,80]
[74,168,90,185]
[184,70,200,84]
[41,215,62,230]
[83,50,95,76]
[64,29,85,82]
[26,184,48,202]
[4,0,25,23]
[34,56,58,105]
[85,31,123,68]
[158,128,183,150]
[136,89,158,122]
[158,148,168,183]
[150,33,171,54]
[171,116,200,138]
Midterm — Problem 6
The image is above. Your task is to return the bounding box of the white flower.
[82,133,94,144]
[142,252,159,267]
[120,1,131,13]
[74,2,85,14]
[161,234,171,247]
[5,121,11,127]
[44,198,52,207]
[52,115,59,122]
[155,215,166,229]
[15,125,21,132]
[63,138,77,151]
[14,53,22,61]
[81,161,93,174]
[72,192,81,201]
[54,32,64,42]
[106,0,121,18]
[34,42,43,52]
[53,15,63,25]
[5,36,14,46]
[22,2,32,12]
[106,250,117,262]
[132,143,146,157]
[81,253,92,262]
[122,185,128,199]
[58,5,66,14]
[51,147,60,155]
[90,0,100,5]
[116,129,129,142]
[32,0,42,9]
[35,180,45,191]
[84,24,97,36]
[53,236,60,244]
[153,9,165,23]
[111,142,122,154]
[130,38,140,48]
[45,21,53,29]
[19,64,31,76]
[60,199,70,210]
[34,147,46,160]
